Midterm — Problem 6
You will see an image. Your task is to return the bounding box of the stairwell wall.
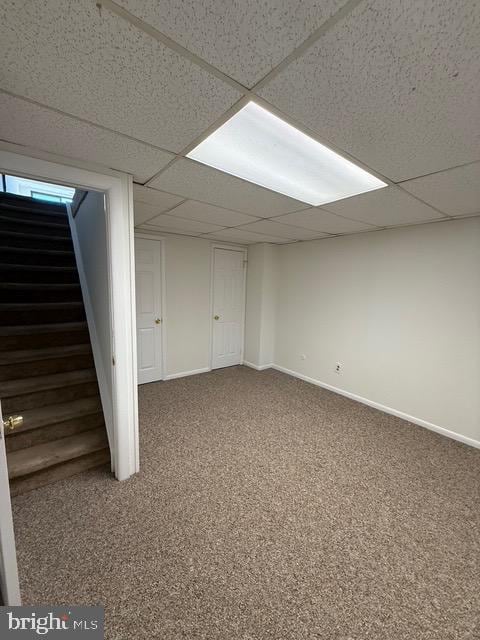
[68,190,114,460]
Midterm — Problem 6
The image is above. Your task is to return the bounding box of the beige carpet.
[12,366,480,639]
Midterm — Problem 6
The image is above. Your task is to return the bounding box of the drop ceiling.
[115,0,347,87]
[0,0,478,245]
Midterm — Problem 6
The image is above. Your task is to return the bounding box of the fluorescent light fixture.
[187,102,387,206]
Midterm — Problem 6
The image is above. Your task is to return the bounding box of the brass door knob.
[214,315,220,320]
[3,415,23,433]
[155,318,162,324]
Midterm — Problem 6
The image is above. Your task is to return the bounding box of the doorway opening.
[0,147,138,605]
[0,177,112,495]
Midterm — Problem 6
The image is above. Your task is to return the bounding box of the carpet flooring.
[11,366,480,639]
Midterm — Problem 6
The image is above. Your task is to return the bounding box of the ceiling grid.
[0,0,478,243]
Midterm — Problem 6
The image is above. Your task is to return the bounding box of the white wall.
[137,234,252,378]
[273,218,480,443]
[136,232,245,378]
[245,243,278,368]
[162,235,213,377]
[71,190,114,445]
[138,218,480,446]
[244,244,263,366]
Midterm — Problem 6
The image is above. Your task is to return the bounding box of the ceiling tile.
[134,202,159,225]
[137,225,201,237]
[141,213,224,234]
[165,200,260,227]
[149,159,306,217]
[133,184,184,209]
[134,200,185,226]
[116,0,348,87]
[274,209,376,234]
[237,220,329,240]
[0,0,241,152]
[259,0,480,181]
[203,229,292,244]
[400,163,480,217]
[0,93,174,182]
[322,187,444,227]
[135,223,197,236]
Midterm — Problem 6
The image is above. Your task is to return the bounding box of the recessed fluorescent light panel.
[187,102,387,206]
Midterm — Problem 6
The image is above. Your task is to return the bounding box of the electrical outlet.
[335,362,342,374]
[300,354,306,360]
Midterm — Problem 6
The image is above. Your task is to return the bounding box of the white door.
[0,401,21,605]
[212,248,246,369]
[135,238,163,385]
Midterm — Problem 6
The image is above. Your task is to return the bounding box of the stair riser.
[6,413,105,452]
[0,329,90,351]
[0,234,73,251]
[3,381,100,413]
[0,287,83,303]
[0,206,69,227]
[9,449,110,496]
[0,195,67,212]
[6,396,102,435]
[0,353,94,381]
[8,428,108,479]
[0,307,85,325]
[0,216,71,237]
[0,249,76,267]
[0,266,79,284]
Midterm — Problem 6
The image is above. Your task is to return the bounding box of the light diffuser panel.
[187,102,387,206]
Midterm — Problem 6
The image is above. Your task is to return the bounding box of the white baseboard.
[271,364,480,449]
[243,361,274,371]
[165,367,211,380]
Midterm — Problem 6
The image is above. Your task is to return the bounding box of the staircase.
[0,192,110,496]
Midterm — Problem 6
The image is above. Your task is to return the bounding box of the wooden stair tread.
[0,203,68,217]
[0,245,73,256]
[0,343,91,364]
[10,449,110,496]
[7,428,108,479]
[0,282,81,291]
[0,264,77,272]
[0,192,67,207]
[0,321,88,336]
[0,212,69,230]
[0,301,83,310]
[0,229,71,242]
[7,396,102,433]
[2,368,97,397]
[0,200,68,217]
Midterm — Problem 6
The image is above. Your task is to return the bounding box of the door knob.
[214,315,220,320]
[155,318,162,324]
[3,415,23,433]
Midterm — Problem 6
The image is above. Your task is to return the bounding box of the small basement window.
[1,174,75,204]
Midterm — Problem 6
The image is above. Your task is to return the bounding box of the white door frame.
[134,232,167,382]
[209,244,248,369]
[0,145,139,481]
